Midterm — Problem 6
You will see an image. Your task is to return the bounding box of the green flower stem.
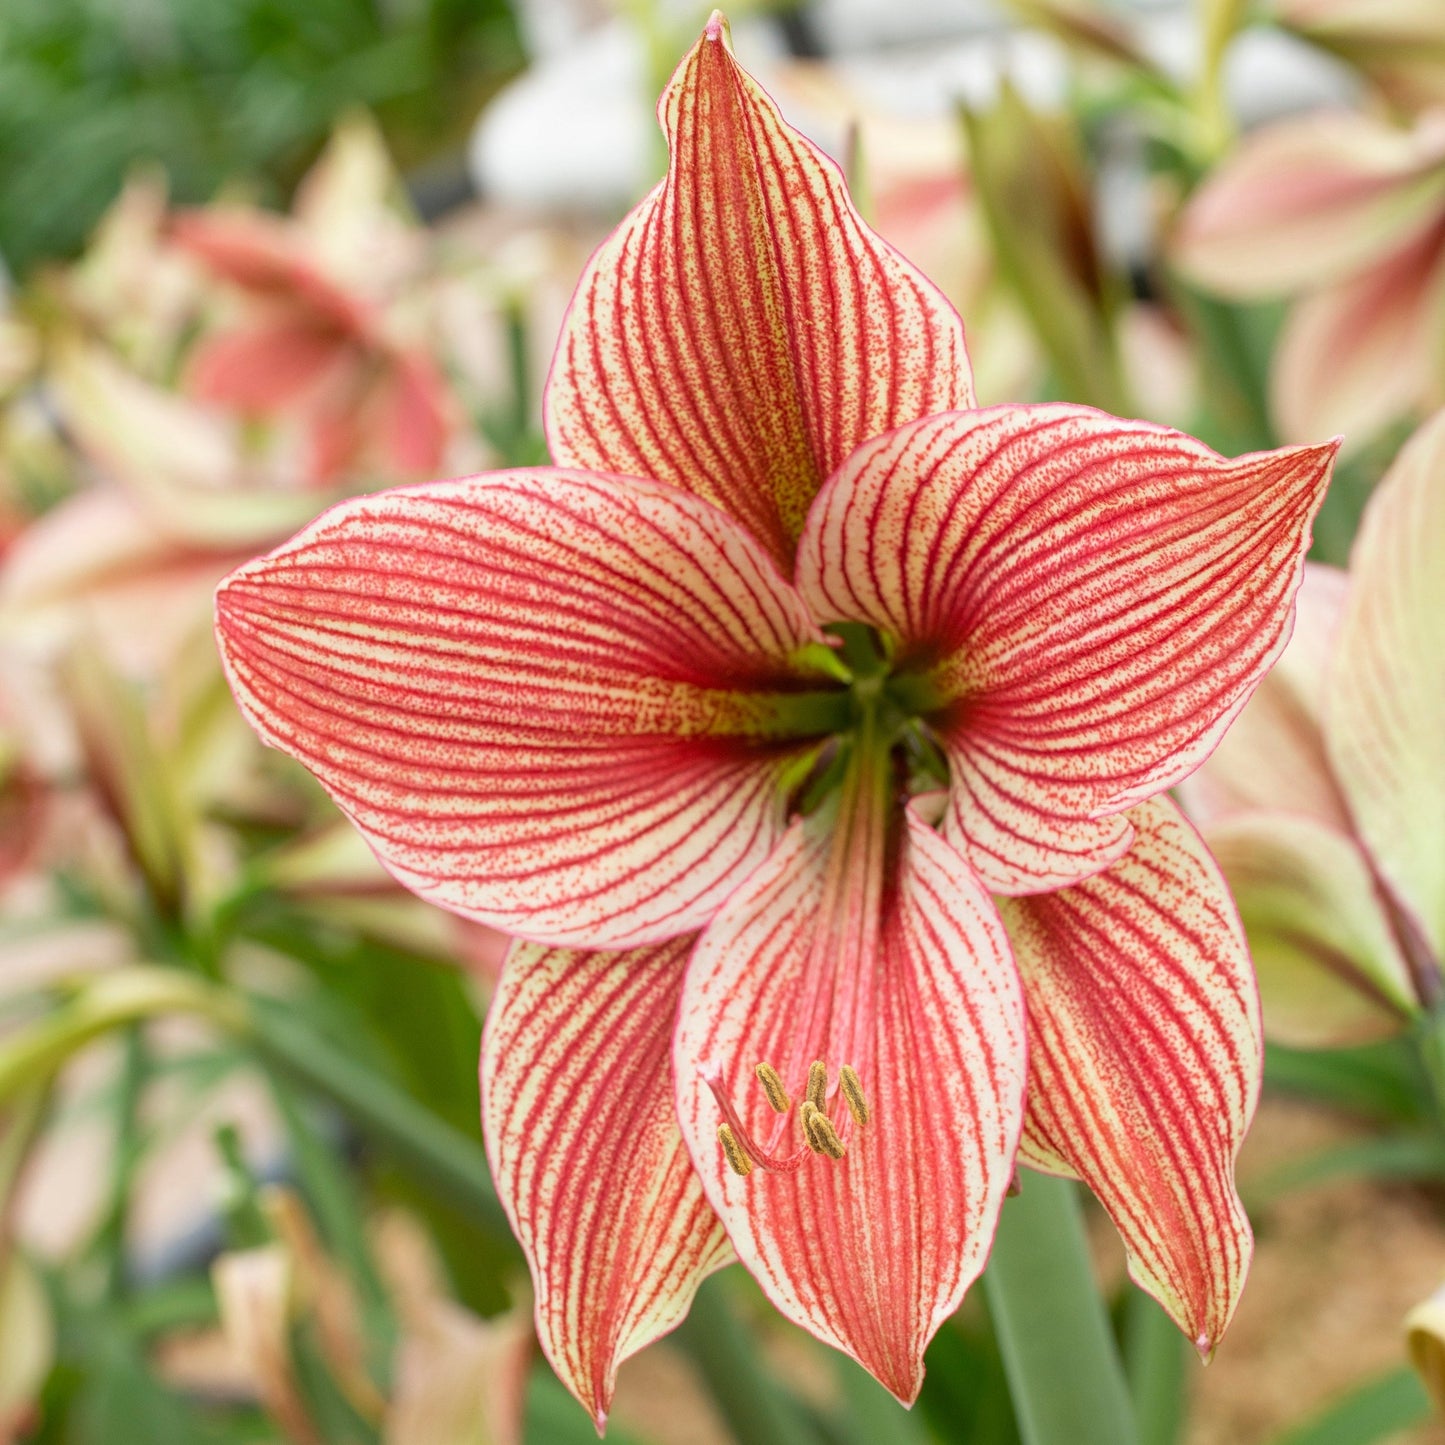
[984,1173,1139,1445]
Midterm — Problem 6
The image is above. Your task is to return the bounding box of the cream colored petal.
[1327,406,1445,967]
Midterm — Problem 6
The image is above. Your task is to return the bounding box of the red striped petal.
[1327,407,1445,965]
[673,806,1026,1401]
[481,937,730,1428]
[544,15,973,572]
[998,797,1260,1354]
[215,469,839,947]
[796,404,1338,894]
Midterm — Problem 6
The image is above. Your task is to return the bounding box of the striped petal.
[481,937,730,1428]
[1178,563,1352,832]
[215,469,841,947]
[997,797,1260,1355]
[1327,407,1445,966]
[544,14,973,572]
[673,806,1027,1401]
[796,405,1338,894]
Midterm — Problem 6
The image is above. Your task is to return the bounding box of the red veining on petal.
[796,404,1338,894]
[482,937,730,1426]
[544,25,972,572]
[215,468,837,947]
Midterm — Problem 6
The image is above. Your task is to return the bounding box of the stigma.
[705,1058,871,1176]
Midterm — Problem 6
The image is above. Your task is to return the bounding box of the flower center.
[709,1059,871,1176]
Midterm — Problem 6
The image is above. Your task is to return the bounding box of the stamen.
[800,1102,846,1160]
[754,1062,791,1114]
[719,1124,754,1177]
[805,1060,827,1112]
[701,1059,870,1176]
[838,1064,870,1126]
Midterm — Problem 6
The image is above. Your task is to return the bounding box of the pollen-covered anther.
[838,1064,870,1127]
[799,1101,847,1160]
[805,1059,828,1111]
[754,1061,791,1114]
[719,1124,754,1177]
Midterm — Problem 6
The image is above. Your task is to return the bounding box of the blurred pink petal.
[1271,220,1445,444]
[186,319,348,413]
[378,349,451,475]
[172,209,368,333]
[1173,110,1445,297]
[1205,812,1416,1048]
[1180,564,1353,830]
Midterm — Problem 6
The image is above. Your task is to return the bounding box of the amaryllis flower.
[214,15,1337,1425]
[174,121,453,487]
[1172,107,1445,447]
[1181,409,1445,1046]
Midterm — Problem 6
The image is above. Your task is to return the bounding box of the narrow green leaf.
[1264,1039,1431,1125]
[1245,1132,1445,1209]
[246,996,513,1239]
[1271,1368,1431,1445]
[1123,1290,1187,1445]
[984,1174,1138,1445]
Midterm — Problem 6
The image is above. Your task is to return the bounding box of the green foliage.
[0,0,524,274]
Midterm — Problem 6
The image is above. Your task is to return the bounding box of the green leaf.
[246,994,512,1239]
[1265,1038,1433,1125]
[1270,1368,1431,1445]
[1123,1290,1187,1445]
[1244,1132,1445,1209]
[984,1174,1139,1445]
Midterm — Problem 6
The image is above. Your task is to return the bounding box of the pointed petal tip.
[1195,1333,1214,1364]
[704,9,730,42]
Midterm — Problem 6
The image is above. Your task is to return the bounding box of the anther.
[718,1124,753,1177]
[838,1065,870,1127]
[799,1101,846,1160]
[805,1060,827,1112]
[754,1062,791,1114]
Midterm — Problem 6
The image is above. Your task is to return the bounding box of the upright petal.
[1171,110,1445,298]
[998,798,1260,1354]
[481,938,730,1428]
[673,806,1027,1401]
[544,15,972,570]
[216,469,841,947]
[797,405,1337,893]
[1178,563,1352,831]
[1328,407,1445,965]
